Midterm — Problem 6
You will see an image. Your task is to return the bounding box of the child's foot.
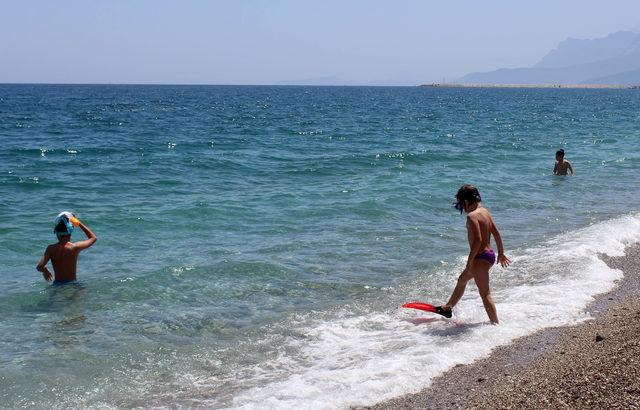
[435,306,452,318]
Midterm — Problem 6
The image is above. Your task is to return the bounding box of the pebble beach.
[3,84,640,408]
[368,244,640,409]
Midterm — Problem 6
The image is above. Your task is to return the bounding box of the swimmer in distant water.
[553,149,574,175]
[36,212,97,285]
[436,185,510,324]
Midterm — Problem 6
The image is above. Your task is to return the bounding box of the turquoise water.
[2,85,640,408]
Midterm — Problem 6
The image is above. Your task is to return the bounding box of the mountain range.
[459,30,640,85]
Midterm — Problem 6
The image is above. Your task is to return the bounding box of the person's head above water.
[53,212,75,241]
[556,149,565,161]
[453,184,481,214]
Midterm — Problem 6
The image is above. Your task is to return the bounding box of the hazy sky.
[1,1,639,85]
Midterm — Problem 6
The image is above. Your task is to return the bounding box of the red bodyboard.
[401,302,438,313]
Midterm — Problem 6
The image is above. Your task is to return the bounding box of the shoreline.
[419,82,639,89]
[364,243,640,409]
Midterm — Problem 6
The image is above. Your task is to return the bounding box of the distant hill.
[535,31,640,68]
[459,30,640,85]
[588,67,640,85]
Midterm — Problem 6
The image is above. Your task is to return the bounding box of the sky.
[1,0,639,85]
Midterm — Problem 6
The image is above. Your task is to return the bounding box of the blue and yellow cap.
[53,211,75,236]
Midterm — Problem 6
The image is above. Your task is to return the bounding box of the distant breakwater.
[420,83,639,89]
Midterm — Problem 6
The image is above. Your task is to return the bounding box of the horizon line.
[0,81,419,87]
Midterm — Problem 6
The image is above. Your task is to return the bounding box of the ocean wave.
[225,212,640,409]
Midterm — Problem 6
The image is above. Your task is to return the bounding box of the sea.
[1,84,640,409]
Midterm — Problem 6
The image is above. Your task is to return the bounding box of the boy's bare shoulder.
[467,209,483,221]
[44,243,59,258]
[471,207,493,223]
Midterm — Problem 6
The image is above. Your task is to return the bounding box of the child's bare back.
[37,213,97,284]
[466,207,494,252]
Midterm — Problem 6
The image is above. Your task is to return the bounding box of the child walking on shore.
[37,212,97,284]
[437,185,510,324]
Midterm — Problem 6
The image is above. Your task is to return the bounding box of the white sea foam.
[226,212,640,409]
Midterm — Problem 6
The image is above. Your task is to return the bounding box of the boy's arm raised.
[73,221,97,251]
[36,246,53,281]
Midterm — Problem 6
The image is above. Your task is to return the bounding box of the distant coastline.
[456,31,640,86]
[420,82,640,89]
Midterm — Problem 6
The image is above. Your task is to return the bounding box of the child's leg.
[473,262,498,324]
[444,269,474,310]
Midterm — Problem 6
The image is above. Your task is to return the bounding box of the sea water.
[1,84,640,408]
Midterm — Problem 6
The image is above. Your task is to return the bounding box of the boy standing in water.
[37,212,97,284]
[437,185,510,324]
[553,149,574,175]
